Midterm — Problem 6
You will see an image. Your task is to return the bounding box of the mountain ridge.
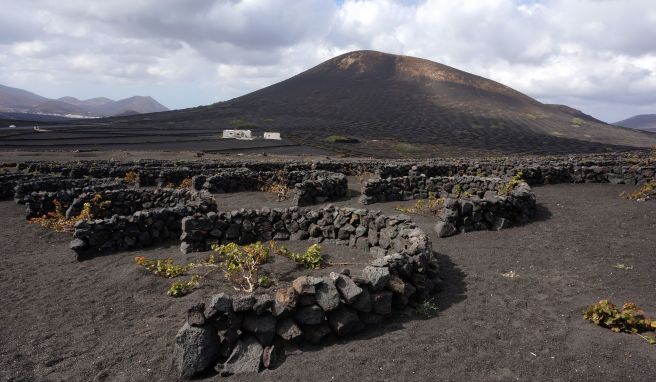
[0,83,168,117]
[615,114,656,132]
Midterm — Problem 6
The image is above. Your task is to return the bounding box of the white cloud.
[0,0,655,121]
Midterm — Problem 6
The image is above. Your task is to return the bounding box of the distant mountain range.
[0,83,168,118]
[614,114,656,133]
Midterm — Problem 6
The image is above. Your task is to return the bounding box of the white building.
[222,129,253,139]
[263,132,281,140]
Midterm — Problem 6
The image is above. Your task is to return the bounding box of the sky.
[1,0,655,122]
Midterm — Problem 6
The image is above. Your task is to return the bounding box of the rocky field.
[0,154,655,381]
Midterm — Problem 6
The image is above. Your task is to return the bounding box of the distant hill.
[0,83,169,118]
[6,50,656,156]
[177,50,655,156]
[614,114,656,133]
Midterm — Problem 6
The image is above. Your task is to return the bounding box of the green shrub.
[498,171,524,195]
[167,275,201,297]
[584,300,656,344]
[212,241,271,292]
[134,256,188,278]
[278,244,323,270]
[396,192,444,215]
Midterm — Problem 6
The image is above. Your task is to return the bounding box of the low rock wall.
[70,206,194,259]
[24,183,127,219]
[65,188,215,219]
[173,207,438,378]
[14,177,124,204]
[360,175,505,204]
[194,169,348,206]
[433,182,536,237]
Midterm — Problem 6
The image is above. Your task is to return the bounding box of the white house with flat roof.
[263,132,281,140]
[222,129,253,139]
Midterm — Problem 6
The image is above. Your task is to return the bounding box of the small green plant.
[498,171,525,195]
[620,180,656,201]
[584,300,656,343]
[325,135,358,143]
[124,171,138,184]
[257,275,273,288]
[613,263,633,270]
[396,192,444,215]
[212,241,272,292]
[28,194,107,232]
[415,298,439,317]
[134,256,188,278]
[278,244,323,270]
[167,275,201,297]
[453,184,463,196]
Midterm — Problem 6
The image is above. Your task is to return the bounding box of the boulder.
[276,318,303,341]
[242,312,276,346]
[292,276,316,295]
[220,335,263,377]
[331,273,363,304]
[362,266,390,291]
[350,288,372,312]
[371,291,393,316]
[294,305,325,325]
[208,293,233,314]
[232,295,256,312]
[186,303,206,327]
[173,323,220,379]
[328,305,363,336]
[315,279,340,312]
[434,221,457,238]
[302,323,332,344]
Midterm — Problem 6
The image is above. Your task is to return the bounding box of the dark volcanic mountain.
[0,83,169,118]
[188,50,654,155]
[3,51,655,156]
[615,114,656,133]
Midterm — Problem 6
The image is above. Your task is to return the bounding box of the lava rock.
[173,323,220,379]
[276,318,303,341]
[362,266,391,291]
[294,304,325,325]
[315,278,340,312]
[220,335,263,377]
[331,273,363,304]
[328,305,363,336]
[242,312,277,346]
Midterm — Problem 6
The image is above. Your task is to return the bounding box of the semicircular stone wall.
[173,206,439,378]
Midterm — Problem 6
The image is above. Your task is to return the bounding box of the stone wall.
[24,183,127,219]
[360,175,505,205]
[65,188,215,219]
[433,182,536,237]
[375,161,655,186]
[0,173,34,200]
[69,190,217,259]
[70,206,194,260]
[194,169,348,206]
[172,207,438,378]
[14,177,124,204]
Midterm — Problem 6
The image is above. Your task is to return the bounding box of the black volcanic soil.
[1,184,655,381]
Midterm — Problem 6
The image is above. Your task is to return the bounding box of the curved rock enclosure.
[1,151,654,378]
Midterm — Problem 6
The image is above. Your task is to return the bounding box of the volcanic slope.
[615,114,656,133]
[198,50,656,155]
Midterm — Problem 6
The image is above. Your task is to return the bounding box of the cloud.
[0,0,655,121]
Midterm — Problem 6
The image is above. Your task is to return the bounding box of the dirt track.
[1,183,655,381]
